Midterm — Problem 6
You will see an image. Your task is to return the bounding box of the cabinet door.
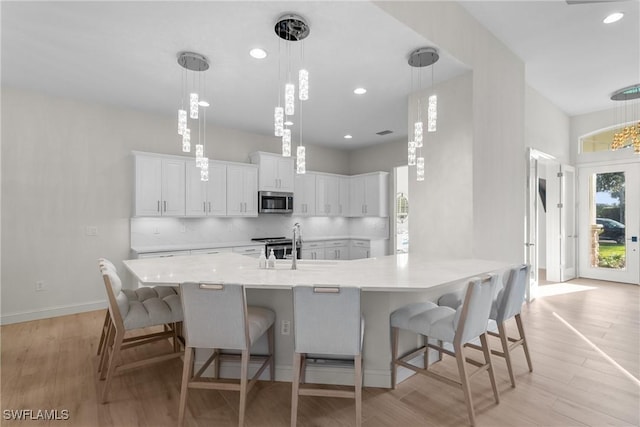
[338,176,350,216]
[254,153,294,192]
[206,163,227,216]
[277,157,295,192]
[242,166,258,216]
[226,165,245,216]
[161,158,186,216]
[134,156,163,216]
[294,173,316,216]
[185,160,207,216]
[349,176,366,217]
[258,154,278,191]
[316,175,339,216]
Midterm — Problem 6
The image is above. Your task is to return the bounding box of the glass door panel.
[578,163,639,284]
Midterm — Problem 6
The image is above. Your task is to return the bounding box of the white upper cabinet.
[349,172,389,217]
[338,176,350,216]
[250,152,294,192]
[316,173,340,216]
[134,154,185,217]
[226,164,258,217]
[294,172,316,216]
[185,160,227,217]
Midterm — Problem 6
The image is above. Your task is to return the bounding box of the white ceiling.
[2,1,638,151]
[460,0,639,116]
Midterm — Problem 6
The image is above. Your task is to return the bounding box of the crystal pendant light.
[428,95,438,132]
[609,84,640,154]
[274,107,284,136]
[296,146,306,174]
[182,128,191,153]
[200,157,209,182]
[407,47,439,182]
[285,83,295,116]
[299,69,309,100]
[408,141,417,166]
[416,157,425,181]
[178,109,187,135]
[177,52,210,180]
[282,129,292,157]
[414,121,423,148]
[274,14,310,159]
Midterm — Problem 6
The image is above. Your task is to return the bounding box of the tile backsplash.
[130,216,389,248]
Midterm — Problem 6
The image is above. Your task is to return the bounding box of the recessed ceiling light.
[353,88,367,95]
[603,12,624,24]
[249,48,267,59]
[344,134,353,139]
[284,120,293,126]
[198,100,210,107]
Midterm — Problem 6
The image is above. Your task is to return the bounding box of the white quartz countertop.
[123,252,510,292]
[303,236,387,242]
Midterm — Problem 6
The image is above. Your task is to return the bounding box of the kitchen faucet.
[292,223,302,270]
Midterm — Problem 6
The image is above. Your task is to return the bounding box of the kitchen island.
[123,252,511,388]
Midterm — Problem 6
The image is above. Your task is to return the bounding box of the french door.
[578,162,640,284]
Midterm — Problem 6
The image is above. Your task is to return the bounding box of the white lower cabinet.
[324,239,349,260]
[301,241,325,260]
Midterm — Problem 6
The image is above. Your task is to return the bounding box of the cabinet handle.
[164,201,167,212]
[208,202,211,213]
[157,201,160,212]
[362,205,364,214]
[203,202,206,213]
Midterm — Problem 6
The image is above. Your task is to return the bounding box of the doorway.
[577,162,640,284]
[393,166,409,254]
[526,148,577,301]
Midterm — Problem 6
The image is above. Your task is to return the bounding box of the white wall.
[0,87,350,323]
[526,85,571,164]
[376,1,526,263]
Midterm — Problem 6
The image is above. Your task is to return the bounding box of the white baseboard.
[0,300,107,325]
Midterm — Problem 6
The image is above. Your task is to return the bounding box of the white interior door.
[578,162,640,284]
[560,165,577,281]
[526,149,543,301]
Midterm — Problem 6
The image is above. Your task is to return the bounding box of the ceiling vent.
[376,130,393,136]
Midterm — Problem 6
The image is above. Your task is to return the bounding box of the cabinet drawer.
[190,247,233,255]
[304,242,325,249]
[350,240,370,248]
[325,239,348,247]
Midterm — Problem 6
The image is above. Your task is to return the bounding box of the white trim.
[0,300,107,325]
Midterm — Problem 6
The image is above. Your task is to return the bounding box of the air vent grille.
[376,130,393,136]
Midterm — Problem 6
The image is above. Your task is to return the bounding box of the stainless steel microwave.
[258,191,294,214]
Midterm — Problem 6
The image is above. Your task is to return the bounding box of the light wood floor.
[2,277,638,426]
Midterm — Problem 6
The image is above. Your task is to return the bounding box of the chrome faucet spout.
[292,223,301,270]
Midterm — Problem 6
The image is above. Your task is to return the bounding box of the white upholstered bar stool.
[390,275,500,426]
[291,285,364,427]
[439,264,533,387]
[98,260,183,403]
[178,282,275,427]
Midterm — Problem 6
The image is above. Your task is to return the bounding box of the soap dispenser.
[258,248,267,269]
[267,249,276,269]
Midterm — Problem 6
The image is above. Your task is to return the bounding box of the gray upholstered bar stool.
[98,259,183,403]
[439,264,533,387]
[178,282,275,427]
[291,285,364,427]
[390,275,500,426]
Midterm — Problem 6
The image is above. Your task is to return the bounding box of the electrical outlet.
[35,281,46,292]
[153,227,160,234]
[86,226,98,236]
[180,224,186,233]
[281,320,291,335]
